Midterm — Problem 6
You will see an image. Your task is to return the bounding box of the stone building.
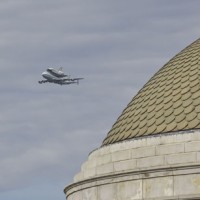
[64,38,200,199]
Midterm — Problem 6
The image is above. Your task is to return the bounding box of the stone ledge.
[74,130,200,183]
[89,129,200,158]
[65,164,200,197]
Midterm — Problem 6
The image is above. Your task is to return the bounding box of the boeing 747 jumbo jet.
[38,67,84,85]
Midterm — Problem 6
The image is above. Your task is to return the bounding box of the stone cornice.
[64,164,200,196]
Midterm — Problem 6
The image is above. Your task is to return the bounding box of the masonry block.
[156,143,184,155]
[185,141,200,152]
[86,159,97,169]
[131,138,147,148]
[82,187,97,200]
[143,176,173,198]
[74,172,84,183]
[137,155,165,169]
[67,190,83,200]
[196,152,200,162]
[193,130,200,141]
[146,136,161,146]
[110,142,124,153]
[96,154,111,166]
[88,150,99,161]
[176,132,194,143]
[83,167,96,179]
[174,174,200,196]
[81,162,88,171]
[132,146,155,158]
[166,152,196,165]
[98,184,116,200]
[160,134,178,144]
[112,149,131,162]
[117,180,142,200]
[114,159,137,172]
[98,146,110,155]
[96,163,114,175]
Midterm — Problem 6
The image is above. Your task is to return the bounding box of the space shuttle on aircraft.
[38,67,84,85]
[46,67,68,78]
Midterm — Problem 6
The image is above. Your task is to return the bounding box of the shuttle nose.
[42,71,48,78]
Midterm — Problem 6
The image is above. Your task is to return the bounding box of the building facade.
[64,38,200,199]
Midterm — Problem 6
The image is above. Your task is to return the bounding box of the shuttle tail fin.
[58,67,63,72]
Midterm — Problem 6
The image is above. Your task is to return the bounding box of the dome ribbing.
[103,38,200,146]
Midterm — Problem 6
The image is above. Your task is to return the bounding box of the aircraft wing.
[63,78,84,81]
[38,80,48,84]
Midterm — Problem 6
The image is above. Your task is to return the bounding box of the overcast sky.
[1,1,200,200]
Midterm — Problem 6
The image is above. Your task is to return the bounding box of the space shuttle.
[46,67,68,78]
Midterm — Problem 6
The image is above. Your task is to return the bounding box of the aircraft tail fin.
[58,67,63,72]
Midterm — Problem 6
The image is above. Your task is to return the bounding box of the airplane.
[38,67,84,85]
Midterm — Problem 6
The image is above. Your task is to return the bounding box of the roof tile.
[102,38,200,146]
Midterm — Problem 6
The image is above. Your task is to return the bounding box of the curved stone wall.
[64,129,200,199]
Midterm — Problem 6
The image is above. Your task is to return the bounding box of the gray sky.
[1,0,200,200]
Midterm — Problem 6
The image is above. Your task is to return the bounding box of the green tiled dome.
[102,38,200,146]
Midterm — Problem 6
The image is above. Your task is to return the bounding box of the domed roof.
[102,38,200,146]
